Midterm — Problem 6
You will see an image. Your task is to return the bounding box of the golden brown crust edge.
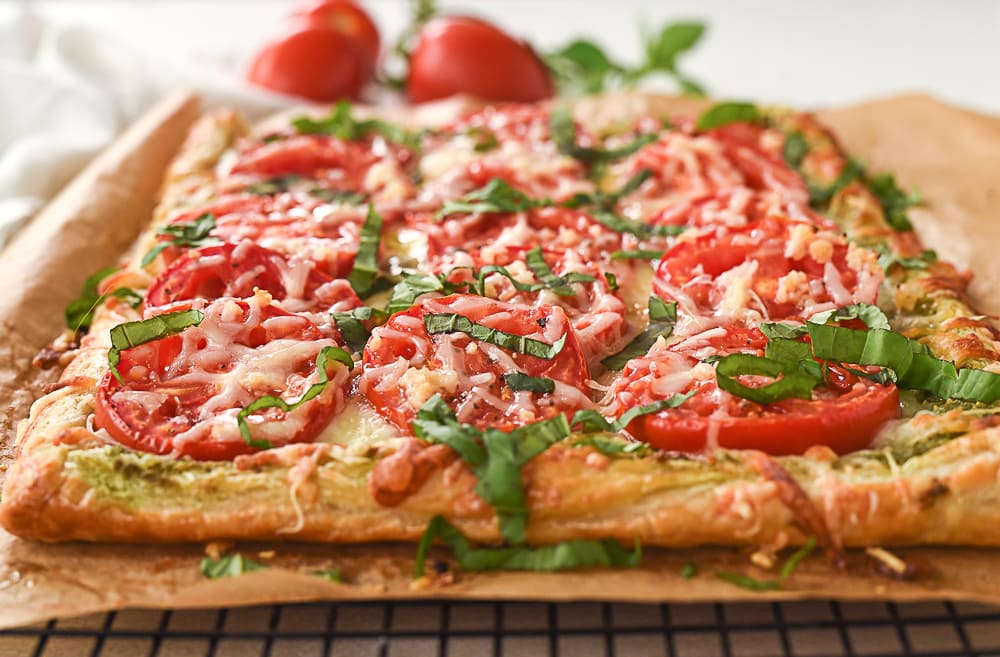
[5,94,1000,549]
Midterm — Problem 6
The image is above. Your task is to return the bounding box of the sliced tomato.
[649,188,832,232]
[94,295,351,461]
[156,195,363,278]
[435,245,628,367]
[654,214,882,323]
[360,294,590,434]
[417,206,625,269]
[610,326,900,455]
[229,134,377,182]
[144,242,362,315]
[706,123,810,206]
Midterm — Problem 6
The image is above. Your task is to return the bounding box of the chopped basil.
[868,172,920,232]
[385,273,451,315]
[610,249,666,261]
[65,267,142,332]
[876,246,937,272]
[141,213,218,268]
[714,537,817,591]
[424,313,567,360]
[759,322,808,341]
[346,205,383,297]
[604,272,619,291]
[465,127,499,152]
[292,101,421,149]
[782,132,809,169]
[601,297,677,370]
[309,188,369,205]
[503,373,556,394]
[525,246,595,297]
[680,562,698,579]
[550,107,658,165]
[574,435,651,456]
[571,391,694,433]
[331,306,388,353]
[714,353,820,405]
[437,178,552,218]
[563,169,654,210]
[809,303,891,330]
[107,309,204,383]
[695,102,764,131]
[412,396,571,543]
[245,176,301,195]
[415,515,641,576]
[200,554,268,579]
[237,346,354,450]
[592,211,685,239]
[312,568,342,582]
[808,158,864,208]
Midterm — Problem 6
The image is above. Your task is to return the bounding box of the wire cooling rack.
[4,600,1000,657]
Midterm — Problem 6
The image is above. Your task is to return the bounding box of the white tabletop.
[10,0,1000,114]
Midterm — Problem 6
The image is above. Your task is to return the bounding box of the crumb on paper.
[204,541,234,560]
[258,550,276,559]
[750,550,775,570]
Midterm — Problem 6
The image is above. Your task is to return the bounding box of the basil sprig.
[346,205,383,297]
[331,306,388,354]
[571,391,694,433]
[503,373,556,393]
[107,309,204,383]
[601,296,677,370]
[413,395,571,543]
[696,102,764,131]
[424,313,567,360]
[65,267,142,332]
[550,107,658,165]
[237,345,354,450]
[292,101,421,150]
[415,515,641,576]
[141,213,218,268]
[437,178,552,218]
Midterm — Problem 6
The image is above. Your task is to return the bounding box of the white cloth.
[0,8,296,248]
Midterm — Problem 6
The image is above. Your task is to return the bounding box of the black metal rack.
[4,600,1000,657]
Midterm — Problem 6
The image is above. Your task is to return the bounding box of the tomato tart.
[5,96,1000,577]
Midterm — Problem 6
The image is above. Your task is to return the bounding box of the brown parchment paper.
[2,91,1000,629]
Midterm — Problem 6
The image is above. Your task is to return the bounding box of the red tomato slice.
[609,326,900,455]
[407,17,553,104]
[707,123,810,206]
[360,294,591,434]
[654,214,882,324]
[435,245,628,367]
[649,188,832,232]
[94,295,352,461]
[228,134,377,182]
[416,206,625,269]
[157,195,364,278]
[144,242,362,315]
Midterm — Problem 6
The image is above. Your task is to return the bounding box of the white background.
[6,0,1000,114]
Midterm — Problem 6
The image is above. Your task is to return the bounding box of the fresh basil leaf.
[237,346,354,450]
[760,322,807,341]
[200,554,268,579]
[645,22,706,75]
[385,273,448,315]
[809,302,890,331]
[604,272,619,291]
[574,435,651,456]
[347,205,383,297]
[65,267,143,332]
[108,310,204,383]
[550,107,658,165]
[601,297,677,370]
[782,132,809,169]
[412,396,570,543]
[437,178,553,218]
[808,158,864,209]
[424,313,567,360]
[571,391,694,434]
[503,373,556,394]
[680,562,698,579]
[714,354,820,405]
[331,306,387,353]
[525,247,595,297]
[868,171,919,232]
[292,101,421,149]
[593,211,684,239]
[610,249,666,261]
[415,515,641,576]
[141,213,219,268]
[876,247,937,272]
[546,39,625,94]
[696,102,763,131]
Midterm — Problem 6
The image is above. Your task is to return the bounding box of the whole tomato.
[407,16,554,103]
[292,0,381,74]
[247,25,368,101]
